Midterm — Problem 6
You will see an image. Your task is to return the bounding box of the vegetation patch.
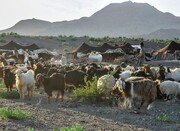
[27,124,83,131]
[154,112,171,122]
[0,106,30,120]
[60,123,83,131]
[27,128,35,131]
[72,76,105,103]
[0,91,20,99]
[0,39,6,43]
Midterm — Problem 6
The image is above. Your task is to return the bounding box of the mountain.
[1,1,180,37]
[142,29,180,39]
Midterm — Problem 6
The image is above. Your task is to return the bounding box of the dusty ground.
[0,87,179,131]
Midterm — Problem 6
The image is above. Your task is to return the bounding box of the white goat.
[97,74,115,95]
[15,69,36,99]
[165,68,180,82]
[119,70,132,80]
[159,80,180,100]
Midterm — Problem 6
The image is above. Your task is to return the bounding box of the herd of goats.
[0,48,180,111]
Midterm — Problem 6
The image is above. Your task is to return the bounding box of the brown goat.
[115,78,160,110]
[36,73,65,103]
[3,68,15,92]
[143,65,157,80]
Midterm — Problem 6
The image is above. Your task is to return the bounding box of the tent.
[155,41,180,53]
[0,41,23,50]
[118,43,134,54]
[71,42,93,53]
[24,43,40,50]
[152,41,180,60]
[0,41,40,50]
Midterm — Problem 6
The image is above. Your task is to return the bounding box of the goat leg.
[48,96,51,103]
[56,91,60,102]
[10,85,13,92]
[147,99,153,110]
[138,99,145,109]
[6,85,9,92]
[61,90,64,102]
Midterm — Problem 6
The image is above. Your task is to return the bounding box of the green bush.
[0,33,6,37]
[0,90,20,99]
[154,112,171,122]
[26,124,83,131]
[9,32,20,38]
[0,106,30,120]
[27,128,35,131]
[72,76,105,103]
[60,123,83,131]
[0,39,6,43]
[61,39,66,42]
[63,48,68,52]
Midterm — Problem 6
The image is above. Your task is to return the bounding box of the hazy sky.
[1,0,180,30]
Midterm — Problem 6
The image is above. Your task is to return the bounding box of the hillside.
[1,1,180,37]
[0,34,169,51]
[142,29,180,39]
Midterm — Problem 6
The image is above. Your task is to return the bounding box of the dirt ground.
[0,87,179,131]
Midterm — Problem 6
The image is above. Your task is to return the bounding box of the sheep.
[3,68,15,92]
[97,74,116,96]
[159,80,180,100]
[15,69,35,99]
[36,73,65,103]
[115,78,160,110]
[165,68,180,82]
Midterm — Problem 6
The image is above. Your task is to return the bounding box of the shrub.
[0,33,6,37]
[72,76,105,103]
[154,112,171,122]
[60,123,83,131]
[27,128,35,131]
[0,106,30,120]
[0,39,6,43]
[9,32,21,38]
[61,39,66,42]
[0,91,20,99]
[63,48,68,52]
[49,36,54,39]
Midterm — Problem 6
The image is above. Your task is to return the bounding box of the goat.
[97,74,116,96]
[143,65,157,80]
[165,68,180,82]
[115,78,160,110]
[159,80,180,100]
[86,66,109,80]
[36,73,65,103]
[15,69,35,99]
[3,68,15,92]
[65,69,86,88]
